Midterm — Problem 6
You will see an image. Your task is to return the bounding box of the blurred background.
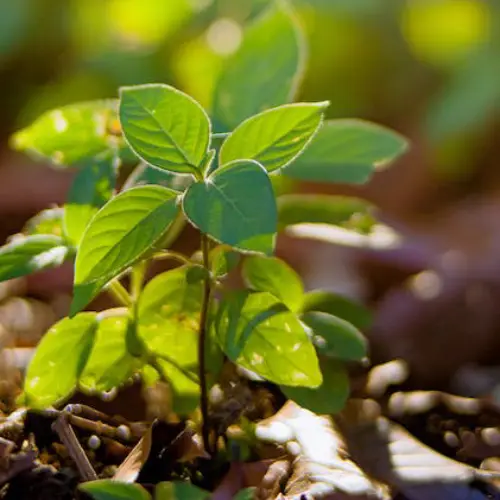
[1,0,500,395]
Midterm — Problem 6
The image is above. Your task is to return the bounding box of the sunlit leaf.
[119,84,211,174]
[214,291,321,387]
[212,0,306,131]
[73,186,179,312]
[155,481,210,500]
[23,313,98,408]
[281,359,349,414]
[138,267,203,414]
[284,119,408,184]
[23,208,64,237]
[277,194,372,230]
[302,311,367,361]
[79,315,144,393]
[0,235,69,283]
[219,102,328,172]
[64,154,117,246]
[123,162,193,192]
[242,255,303,312]
[301,290,372,330]
[183,160,277,255]
[70,279,108,318]
[80,480,150,500]
[11,100,123,167]
[210,246,240,278]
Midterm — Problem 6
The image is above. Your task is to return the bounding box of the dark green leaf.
[74,185,178,285]
[79,315,143,393]
[302,311,367,361]
[138,267,203,414]
[11,100,123,167]
[212,1,306,131]
[301,290,372,330]
[23,313,98,408]
[426,47,500,143]
[214,291,321,387]
[284,119,408,184]
[277,194,371,230]
[0,235,68,283]
[23,208,64,237]
[123,162,193,192]
[211,246,240,278]
[64,154,117,246]
[281,359,349,414]
[242,255,303,312]
[80,480,151,500]
[119,84,211,174]
[219,102,328,172]
[155,482,210,500]
[183,160,277,255]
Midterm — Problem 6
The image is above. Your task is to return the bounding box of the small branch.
[152,250,192,266]
[106,280,132,307]
[160,210,187,250]
[52,413,97,482]
[198,233,212,455]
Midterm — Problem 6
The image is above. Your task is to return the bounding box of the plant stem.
[107,280,132,307]
[198,233,212,455]
[131,261,147,302]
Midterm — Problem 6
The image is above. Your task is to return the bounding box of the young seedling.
[1,0,408,494]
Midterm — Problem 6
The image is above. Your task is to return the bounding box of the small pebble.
[481,427,500,447]
[116,425,131,441]
[443,431,460,448]
[88,435,101,450]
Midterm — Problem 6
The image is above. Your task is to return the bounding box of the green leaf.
[242,255,303,312]
[0,235,69,283]
[214,291,321,387]
[119,84,211,174]
[233,488,257,500]
[211,246,240,278]
[155,482,210,500]
[11,100,122,167]
[79,315,143,393]
[70,279,108,318]
[138,267,202,414]
[23,313,98,408]
[301,290,372,330]
[281,359,349,414]
[23,208,64,237]
[302,311,367,361]
[74,185,178,285]
[80,480,151,500]
[183,160,277,255]
[123,162,193,192]
[284,119,409,184]
[64,154,117,246]
[219,102,328,173]
[212,0,306,131]
[277,194,371,230]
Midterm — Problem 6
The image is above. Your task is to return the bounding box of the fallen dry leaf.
[114,420,208,484]
[337,400,500,500]
[255,401,388,499]
[253,398,500,499]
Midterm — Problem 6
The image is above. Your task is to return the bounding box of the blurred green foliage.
[1,0,499,181]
